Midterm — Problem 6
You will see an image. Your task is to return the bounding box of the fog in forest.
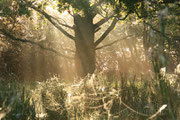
[0,0,180,119]
[0,6,155,81]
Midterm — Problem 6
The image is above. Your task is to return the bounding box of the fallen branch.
[147,104,167,120]
[120,98,167,119]
[121,100,149,117]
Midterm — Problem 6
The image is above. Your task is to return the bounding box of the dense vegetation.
[0,0,180,119]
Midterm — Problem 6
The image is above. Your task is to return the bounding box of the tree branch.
[134,10,146,19]
[94,13,115,29]
[0,29,74,59]
[94,12,130,46]
[94,17,118,47]
[145,22,170,40]
[91,0,104,17]
[59,44,75,53]
[50,16,74,29]
[96,35,132,50]
[92,0,104,8]
[96,39,122,50]
[95,27,101,33]
[30,6,75,41]
[117,11,130,20]
[63,48,75,53]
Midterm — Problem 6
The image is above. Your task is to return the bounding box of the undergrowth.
[0,72,179,120]
[0,80,36,120]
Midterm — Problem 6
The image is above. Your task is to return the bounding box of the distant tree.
[141,0,180,74]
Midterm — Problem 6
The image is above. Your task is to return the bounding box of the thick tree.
[1,0,178,77]
[27,0,126,77]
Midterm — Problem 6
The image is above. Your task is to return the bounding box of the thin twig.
[51,16,74,30]
[145,22,170,40]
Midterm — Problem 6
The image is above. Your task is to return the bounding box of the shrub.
[0,81,36,120]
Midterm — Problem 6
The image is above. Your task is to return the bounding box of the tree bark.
[74,14,95,77]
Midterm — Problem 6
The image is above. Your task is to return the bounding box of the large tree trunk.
[74,14,95,77]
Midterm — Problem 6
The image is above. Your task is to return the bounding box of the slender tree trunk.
[74,14,95,77]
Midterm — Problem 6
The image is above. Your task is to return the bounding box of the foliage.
[0,80,36,120]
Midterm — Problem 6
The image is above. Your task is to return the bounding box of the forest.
[0,0,180,119]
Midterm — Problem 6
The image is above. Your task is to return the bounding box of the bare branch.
[94,13,115,29]
[94,10,130,30]
[0,29,74,59]
[91,0,104,17]
[95,27,101,33]
[147,105,167,120]
[59,44,75,53]
[94,17,118,47]
[50,16,74,29]
[96,35,132,50]
[92,0,104,8]
[63,48,75,53]
[145,22,170,40]
[96,39,122,50]
[30,6,75,41]
[94,12,130,45]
